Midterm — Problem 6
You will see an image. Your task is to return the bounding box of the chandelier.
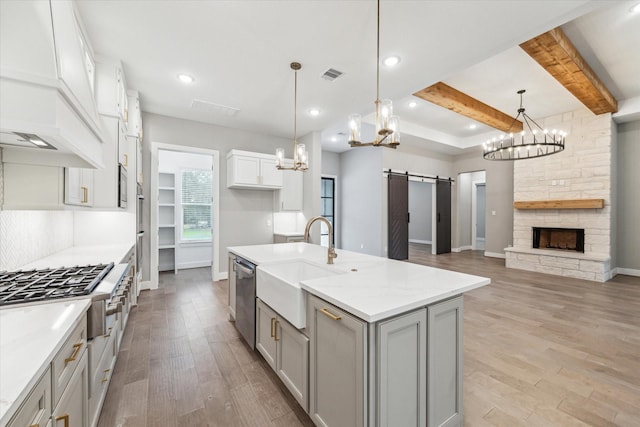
[483,90,566,160]
[348,0,400,149]
[276,62,308,171]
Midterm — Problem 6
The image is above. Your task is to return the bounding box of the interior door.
[388,173,409,260]
[436,179,452,254]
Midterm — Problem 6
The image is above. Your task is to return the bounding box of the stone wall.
[506,109,613,281]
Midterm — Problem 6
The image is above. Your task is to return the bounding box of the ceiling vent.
[191,99,240,116]
[321,68,343,81]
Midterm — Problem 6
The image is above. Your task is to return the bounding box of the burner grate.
[0,263,114,306]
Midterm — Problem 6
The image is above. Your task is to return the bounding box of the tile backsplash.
[0,211,74,271]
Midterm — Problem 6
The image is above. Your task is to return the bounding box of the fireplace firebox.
[532,227,584,252]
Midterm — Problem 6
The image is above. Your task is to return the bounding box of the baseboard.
[484,251,506,259]
[476,237,485,242]
[451,247,461,253]
[613,267,640,278]
[409,239,432,244]
[215,271,228,282]
[177,261,212,270]
[139,280,152,291]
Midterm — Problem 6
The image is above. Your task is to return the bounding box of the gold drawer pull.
[123,153,128,167]
[270,317,276,338]
[320,308,342,321]
[55,414,70,427]
[81,186,88,203]
[101,369,111,383]
[64,343,82,365]
[274,320,280,341]
[30,424,39,427]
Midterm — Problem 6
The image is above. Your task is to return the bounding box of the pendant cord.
[294,68,297,146]
[376,0,380,103]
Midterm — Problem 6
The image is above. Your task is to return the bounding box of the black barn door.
[388,173,409,260]
[436,179,452,254]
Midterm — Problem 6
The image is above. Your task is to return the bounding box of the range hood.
[0,0,105,169]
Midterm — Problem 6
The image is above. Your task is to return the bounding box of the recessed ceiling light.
[331,136,337,142]
[382,56,401,67]
[469,124,477,130]
[29,138,47,146]
[177,73,195,84]
[308,108,320,117]
[408,101,417,108]
[631,2,640,13]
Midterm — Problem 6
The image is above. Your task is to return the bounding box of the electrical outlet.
[492,210,496,216]
[266,219,272,227]
[360,244,364,249]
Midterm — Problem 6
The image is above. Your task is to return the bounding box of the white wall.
[141,112,293,279]
[158,150,213,270]
[408,181,432,243]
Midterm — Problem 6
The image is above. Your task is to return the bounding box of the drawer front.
[90,326,116,398]
[87,321,115,383]
[52,314,87,407]
[7,367,51,427]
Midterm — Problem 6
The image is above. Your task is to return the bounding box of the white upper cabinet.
[0,0,104,169]
[126,90,143,139]
[227,150,283,190]
[276,160,304,211]
[95,59,129,125]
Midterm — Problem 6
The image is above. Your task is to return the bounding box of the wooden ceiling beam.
[520,27,617,115]
[413,82,523,133]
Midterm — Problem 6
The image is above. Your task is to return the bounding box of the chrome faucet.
[304,216,338,265]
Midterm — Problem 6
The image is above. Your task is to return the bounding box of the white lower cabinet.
[307,294,367,427]
[256,299,309,411]
[52,350,88,427]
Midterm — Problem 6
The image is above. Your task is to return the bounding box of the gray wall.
[453,149,513,256]
[616,120,640,271]
[339,147,383,255]
[408,181,432,243]
[321,151,340,177]
[141,112,292,280]
[321,150,341,248]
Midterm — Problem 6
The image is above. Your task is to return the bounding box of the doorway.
[408,179,434,255]
[150,142,220,289]
[472,181,486,251]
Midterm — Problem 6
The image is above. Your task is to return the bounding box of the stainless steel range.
[0,261,134,339]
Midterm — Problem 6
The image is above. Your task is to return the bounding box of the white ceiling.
[75,0,640,156]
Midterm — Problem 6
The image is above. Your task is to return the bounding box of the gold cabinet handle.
[30,424,39,427]
[320,308,342,321]
[64,343,82,365]
[270,317,276,338]
[81,186,88,203]
[125,108,129,122]
[274,320,280,341]
[101,369,111,383]
[55,414,70,427]
[103,327,113,338]
[124,153,128,167]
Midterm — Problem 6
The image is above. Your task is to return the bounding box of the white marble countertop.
[0,299,91,424]
[17,243,134,270]
[228,243,490,322]
[273,231,305,237]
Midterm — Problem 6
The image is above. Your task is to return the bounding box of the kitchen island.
[228,243,490,427]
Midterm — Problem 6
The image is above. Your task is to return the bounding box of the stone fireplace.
[505,109,613,282]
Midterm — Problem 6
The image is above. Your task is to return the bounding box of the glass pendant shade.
[276,147,285,168]
[376,99,393,136]
[348,114,362,143]
[388,116,400,144]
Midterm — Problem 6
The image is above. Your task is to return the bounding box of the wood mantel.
[514,199,604,210]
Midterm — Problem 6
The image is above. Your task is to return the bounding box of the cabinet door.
[428,297,463,427]
[64,168,94,206]
[377,309,427,427]
[308,294,366,427]
[53,351,88,427]
[256,299,278,370]
[118,120,128,167]
[279,169,303,211]
[276,317,309,411]
[228,255,237,320]
[233,155,260,185]
[6,367,51,427]
[260,158,283,187]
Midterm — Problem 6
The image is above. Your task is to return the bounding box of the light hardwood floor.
[99,247,640,426]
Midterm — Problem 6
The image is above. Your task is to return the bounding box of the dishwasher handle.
[234,259,255,278]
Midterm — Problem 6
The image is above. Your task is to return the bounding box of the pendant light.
[483,90,566,160]
[276,62,308,171]
[348,0,400,149]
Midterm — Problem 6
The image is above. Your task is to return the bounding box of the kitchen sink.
[256,260,342,329]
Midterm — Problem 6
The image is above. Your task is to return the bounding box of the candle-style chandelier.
[276,62,308,171]
[347,0,400,149]
[483,90,566,161]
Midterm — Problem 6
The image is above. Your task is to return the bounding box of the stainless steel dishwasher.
[234,256,256,349]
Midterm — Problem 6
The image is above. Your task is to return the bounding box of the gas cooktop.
[0,263,114,306]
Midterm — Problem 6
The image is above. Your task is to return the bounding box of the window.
[320,177,335,247]
[181,168,212,241]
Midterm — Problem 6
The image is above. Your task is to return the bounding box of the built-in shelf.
[159,203,175,207]
[159,224,175,228]
[159,244,175,249]
[514,198,605,210]
[158,172,177,274]
[159,186,175,190]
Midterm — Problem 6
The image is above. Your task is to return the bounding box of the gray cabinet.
[256,299,309,411]
[307,294,367,427]
[52,350,88,427]
[428,296,463,427]
[377,309,427,427]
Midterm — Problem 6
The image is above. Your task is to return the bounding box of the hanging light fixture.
[483,90,566,161]
[276,62,308,171]
[348,0,400,149]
